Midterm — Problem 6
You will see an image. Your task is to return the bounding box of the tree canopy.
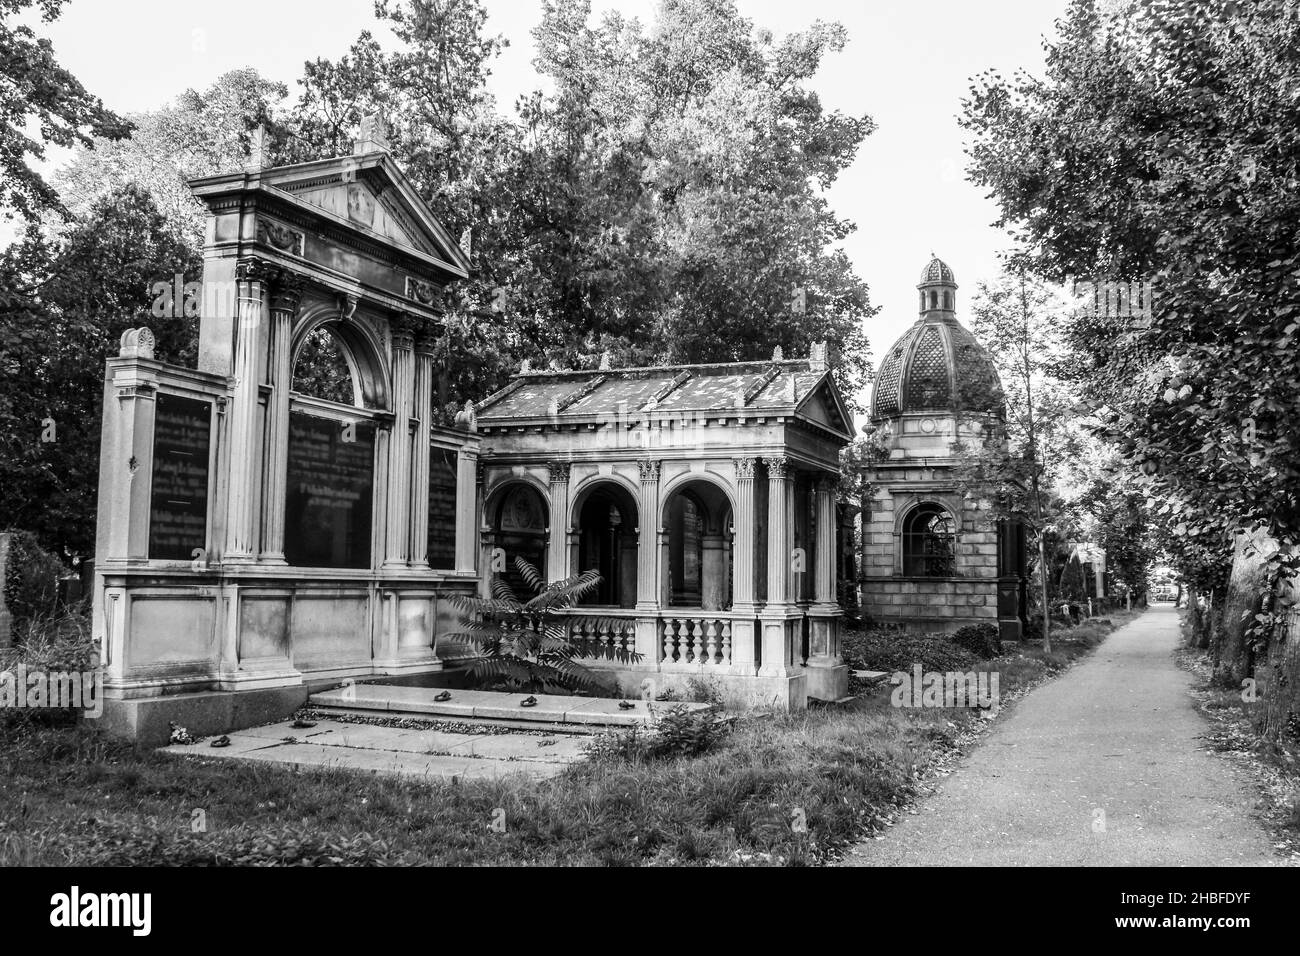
[962,0,1300,601]
[0,0,130,224]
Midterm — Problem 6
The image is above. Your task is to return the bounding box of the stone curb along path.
[841,606,1284,866]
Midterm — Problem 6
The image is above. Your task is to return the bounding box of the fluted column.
[764,456,793,606]
[636,459,661,609]
[225,259,269,562]
[547,461,571,583]
[731,458,757,610]
[383,314,417,567]
[409,330,437,567]
[259,270,305,563]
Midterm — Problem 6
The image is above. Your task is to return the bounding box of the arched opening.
[903,503,956,577]
[284,319,387,569]
[929,290,938,310]
[662,480,733,610]
[490,482,549,596]
[293,325,357,405]
[574,484,638,607]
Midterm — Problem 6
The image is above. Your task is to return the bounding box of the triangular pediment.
[249,153,469,278]
[289,178,424,249]
[795,374,854,440]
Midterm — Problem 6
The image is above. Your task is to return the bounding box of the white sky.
[13,0,1067,397]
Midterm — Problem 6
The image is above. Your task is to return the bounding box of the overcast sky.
[16,0,1067,394]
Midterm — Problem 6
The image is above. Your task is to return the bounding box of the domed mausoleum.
[862,257,1028,639]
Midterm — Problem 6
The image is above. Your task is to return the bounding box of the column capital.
[235,257,277,285]
[733,456,757,480]
[390,312,420,351]
[268,270,307,316]
[548,460,571,484]
[415,328,442,357]
[764,455,790,478]
[637,458,662,482]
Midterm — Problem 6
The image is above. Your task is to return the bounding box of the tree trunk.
[1197,589,1214,650]
[1039,535,1052,653]
[1186,586,1200,647]
[1259,573,1299,742]
[1220,528,1272,679]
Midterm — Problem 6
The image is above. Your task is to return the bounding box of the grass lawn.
[0,612,1137,867]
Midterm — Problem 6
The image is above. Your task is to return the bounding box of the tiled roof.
[870,315,1005,420]
[919,257,956,285]
[476,358,850,437]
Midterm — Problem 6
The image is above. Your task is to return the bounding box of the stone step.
[852,669,892,684]
[308,684,709,728]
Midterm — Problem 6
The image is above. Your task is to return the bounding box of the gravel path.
[842,605,1281,866]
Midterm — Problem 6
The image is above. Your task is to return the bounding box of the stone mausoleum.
[860,257,1028,640]
[91,123,861,739]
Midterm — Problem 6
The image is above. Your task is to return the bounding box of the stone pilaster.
[726,457,760,675]
[409,331,437,567]
[455,446,478,573]
[814,477,837,608]
[382,314,417,567]
[547,461,571,583]
[805,475,847,700]
[225,259,269,562]
[259,270,306,563]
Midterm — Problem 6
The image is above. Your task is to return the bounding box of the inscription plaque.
[427,445,458,570]
[285,412,375,568]
[148,393,212,561]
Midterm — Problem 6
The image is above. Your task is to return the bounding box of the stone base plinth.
[100,685,313,747]
[803,660,848,702]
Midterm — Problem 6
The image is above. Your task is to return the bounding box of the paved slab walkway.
[308,685,707,727]
[160,717,587,781]
[843,606,1281,866]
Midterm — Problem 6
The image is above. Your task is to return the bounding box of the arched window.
[492,483,549,594]
[576,486,638,607]
[669,494,705,606]
[903,503,956,577]
[943,291,952,310]
[293,326,356,405]
[929,290,938,310]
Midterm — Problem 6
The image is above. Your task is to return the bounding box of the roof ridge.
[513,358,812,380]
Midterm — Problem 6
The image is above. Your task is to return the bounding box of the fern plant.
[445,557,641,694]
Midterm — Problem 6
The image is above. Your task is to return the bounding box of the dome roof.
[919,257,956,286]
[870,316,1005,421]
